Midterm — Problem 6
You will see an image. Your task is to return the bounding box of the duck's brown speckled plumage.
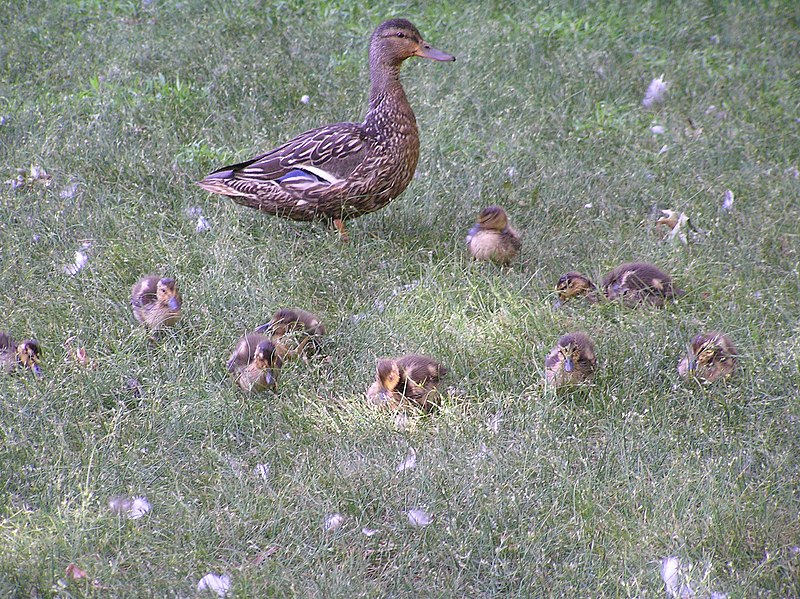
[545,332,596,388]
[366,354,447,412]
[198,19,454,232]
[678,332,737,383]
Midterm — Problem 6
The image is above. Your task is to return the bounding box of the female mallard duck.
[465,205,522,265]
[255,307,325,357]
[366,354,446,412]
[131,276,182,331]
[198,18,455,240]
[0,332,41,376]
[678,332,737,383]
[227,333,284,392]
[554,262,683,307]
[545,332,596,388]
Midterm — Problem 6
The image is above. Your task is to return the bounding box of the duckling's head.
[688,333,737,373]
[476,205,510,231]
[17,339,42,376]
[376,359,401,390]
[558,333,596,375]
[156,278,181,311]
[371,19,455,67]
[554,272,596,307]
[253,340,281,387]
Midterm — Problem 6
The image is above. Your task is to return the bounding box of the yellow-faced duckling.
[0,332,42,376]
[366,354,447,412]
[198,19,455,241]
[131,276,182,331]
[227,333,284,392]
[601,262,684,307]
[678,332,737,383]
[465,205,522,266]
[554,271,599,307]
[545,332,596,388]
[255,307,325,357]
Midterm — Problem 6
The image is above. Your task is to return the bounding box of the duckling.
[255,307,325,357]
[0,332,42,376]
[545,332,596,388]
[366,354,447,412]
[465,205,522,266]
[601,262,684,307]
[131,276,182,331]
[678,332,737,383]
[554,271,599,307]
[226,333,284,392]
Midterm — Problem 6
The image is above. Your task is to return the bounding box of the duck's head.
[253,340,281,387]
[156,278,181,311]
[554,272,596,307]
[17,339,42,376]
[557,333,596,375]
[371,19,455,66]
[687,333,736,374]
[476,205,510,231]
[371,358,402,403]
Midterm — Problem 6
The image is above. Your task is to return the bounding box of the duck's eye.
[395,31,406,38]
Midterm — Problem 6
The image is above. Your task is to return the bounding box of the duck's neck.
[365,61,415,125]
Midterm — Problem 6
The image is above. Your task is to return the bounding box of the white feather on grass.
[197,573,232,597]
[643,76,669,108]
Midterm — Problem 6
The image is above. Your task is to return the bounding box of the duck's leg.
[333,218,350,243]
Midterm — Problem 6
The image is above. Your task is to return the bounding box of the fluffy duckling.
[255,307,325,357]
[554,262,683,308]
[131,276,182,331]
[227,333,283,392]
[554,271,599,307]
[545,332,596,388]
[465,205,522,266]
[366,354,447,412]
[0,332,42,376]
[601,262,684,307]
[678,332,737,383]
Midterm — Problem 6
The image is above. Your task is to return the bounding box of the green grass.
[2,0,800,596]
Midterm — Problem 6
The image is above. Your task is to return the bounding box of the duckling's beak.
[564,356,575,373]
[687,357,698,373]
[414,42,455,62]
[553,298,563,309]
[32,362,42,377]
[168,297,180,311]
[264,371,275,387]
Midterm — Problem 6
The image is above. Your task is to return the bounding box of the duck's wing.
[201,123,373,191]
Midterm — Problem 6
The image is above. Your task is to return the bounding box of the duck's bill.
[168,297,180,311]
[415,44,455,61]
[32,363,42,377]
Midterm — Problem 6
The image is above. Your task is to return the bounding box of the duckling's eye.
[395,31,406,38]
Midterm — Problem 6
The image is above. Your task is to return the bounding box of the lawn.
[1,0,799,596]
